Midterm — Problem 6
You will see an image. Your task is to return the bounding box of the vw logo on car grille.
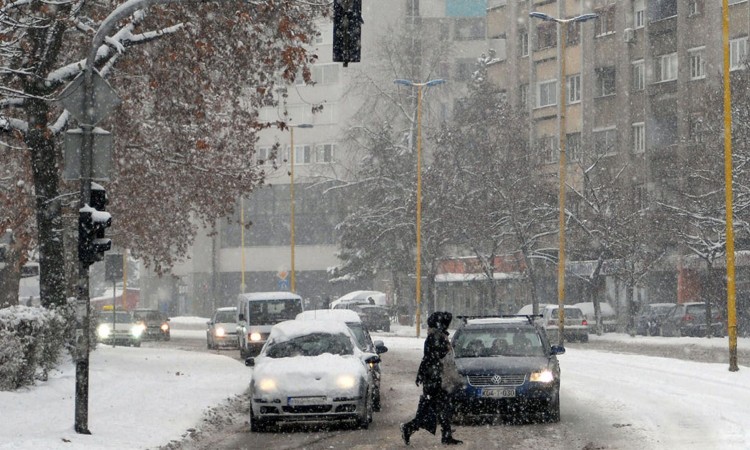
[491,375,503,385]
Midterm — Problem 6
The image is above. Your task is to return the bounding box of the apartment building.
[485,0,750,309]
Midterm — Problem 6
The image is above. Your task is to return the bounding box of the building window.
[595,5,616,37]
[519,31,529,57]
[293,144,313,165]
[689,0,700,16]
[689,116,704,143]
[256,146,274,165]
[519,83,528,107]
[536,80,557,108]
[632,60,645,91]
[567,74,581,104]
[634,0,645,28]
[567,132,582,161]
[731,37,748,70]
[655,53,678,82]
[593,128,618,156]
[632,123,645,153]
[537,22,556,50]
[315,143,335,163]
[689,47,705,80]
[455,58,475,81]
[649,0,677,22]
[539,136,557,164]
[312,64,340,85]
[454,18,486,41]
[595,67,616,97]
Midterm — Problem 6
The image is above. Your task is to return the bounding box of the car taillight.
[581,319,588,326]
[548,320,555,326]
[682,314,694,322]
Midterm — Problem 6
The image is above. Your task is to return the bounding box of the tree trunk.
[27,98,67,308]
[0,247,21,308]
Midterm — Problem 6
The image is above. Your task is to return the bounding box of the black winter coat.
[415,328,451,396]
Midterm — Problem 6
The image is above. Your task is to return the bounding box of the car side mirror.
[364,355,381,365]
[550,345,566,355]
[373,340,388,355]
[238,313,245,322]
[245,357,255,367]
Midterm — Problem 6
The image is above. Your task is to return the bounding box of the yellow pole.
[290,127,296,293]
[722,0,739,372]
[240,196,246,293]
[557,21,568,346]
[415,85,424,338]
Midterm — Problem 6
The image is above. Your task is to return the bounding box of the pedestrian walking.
[400,311,463,446]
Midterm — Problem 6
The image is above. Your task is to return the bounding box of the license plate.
[481,388,516,398]
[288,396,326,406]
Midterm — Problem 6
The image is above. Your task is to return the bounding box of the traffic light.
[78,182,111,266]
[333,0,362,67]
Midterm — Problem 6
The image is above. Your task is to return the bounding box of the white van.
[237,291,303,358]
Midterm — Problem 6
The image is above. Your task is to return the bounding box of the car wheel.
[250,407,271,432]
[134,341,141,348]
[357,389,372,429]
[384,324,391,332]
[543,392,560,423]
[580,334,589,343]
[373,387,381,412]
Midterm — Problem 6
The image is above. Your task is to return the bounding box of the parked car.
[451,316,565,423]
[660,302,725,337]
[349,304,391,332]
[206,306,238,349]
[295,309,388,411]
[245,319,380,431]
[634,302,677,336]
[132,308,170,341]
[536,305,589,343]
[96,310,145,347]
[573,302,617,332]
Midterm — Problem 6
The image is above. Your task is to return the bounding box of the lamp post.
[393,78,445,338]
[289,124,313,293]
[529,11,597,346]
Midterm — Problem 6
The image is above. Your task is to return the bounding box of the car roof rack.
[456,314,542,325]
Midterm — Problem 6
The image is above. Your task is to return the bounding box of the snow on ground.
[1,318,749,449]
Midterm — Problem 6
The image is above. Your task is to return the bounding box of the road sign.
[278,279,289,291]
[59,71,121,126]
[63,128,113,181]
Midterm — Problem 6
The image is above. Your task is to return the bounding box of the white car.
[245,319,380,431]
[206,306,238,349]
[96,310,145,347]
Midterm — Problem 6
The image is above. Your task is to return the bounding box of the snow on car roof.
[296,309,361,323]
[573,302,615,316]
[269,319,352,341]
[238,291,302,301]
[216,306,236,311]
[465,317,531,326]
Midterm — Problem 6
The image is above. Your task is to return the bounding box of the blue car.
[451,316,565,423]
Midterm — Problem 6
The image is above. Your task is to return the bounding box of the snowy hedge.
[0,303,78,390]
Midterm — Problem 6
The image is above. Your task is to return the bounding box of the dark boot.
[441,436,463,445]
[400,422,414,445]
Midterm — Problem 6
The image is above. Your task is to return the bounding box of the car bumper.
[546,327,588,341]
[141,327,170,340]
[251,397,366,424]
[455,382,559,415]
[213,334,239,347]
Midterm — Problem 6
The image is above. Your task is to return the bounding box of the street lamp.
[289,123,313,293]
[393,78,445,338]
[529,11,597,346]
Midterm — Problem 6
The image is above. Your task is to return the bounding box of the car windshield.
[549,308,584,319]
[135,311,162,322]
[248,299,302,325]
[102,311,134,324]
[685,305,707,317]
[264,332,354,358]
[214,310,236,323]
[454,327,545,358]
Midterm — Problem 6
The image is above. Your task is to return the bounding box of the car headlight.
[131,324,145,338]
[250,332,262,342]
[160,323,169,332]
[336,374,357,389]
[97,324,111,339]
[257,378,277,391]
[215,327,226,337]
[530,369,555,383]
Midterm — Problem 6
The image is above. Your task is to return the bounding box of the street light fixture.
[289,123,313,293]
[393,78,445,338]
[529,11,597,346]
